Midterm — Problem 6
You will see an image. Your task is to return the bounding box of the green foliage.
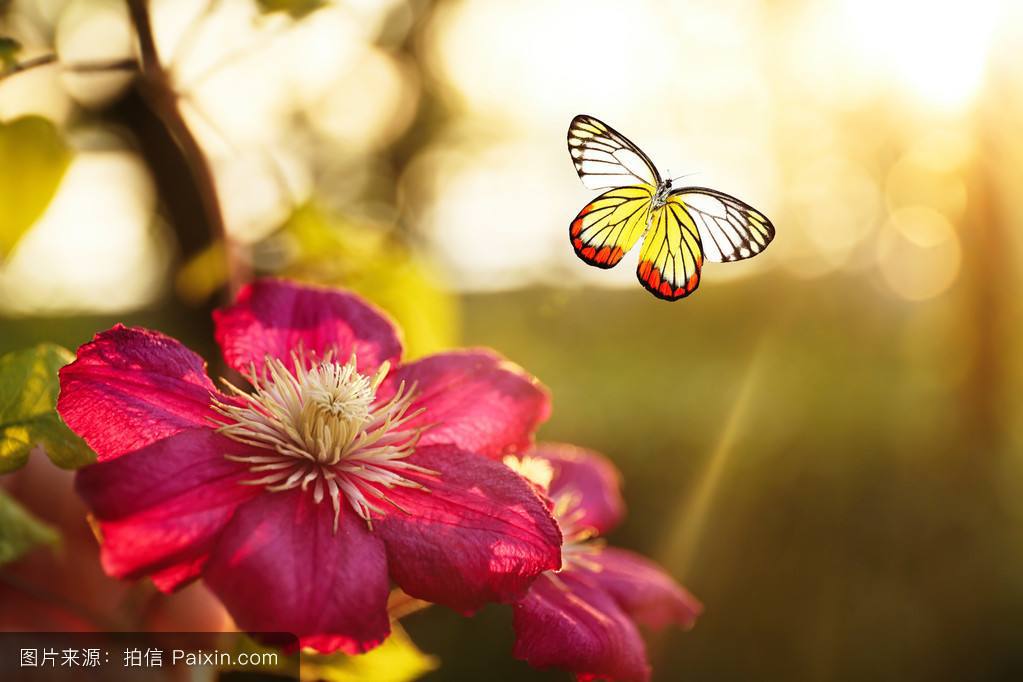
[0,489,58,565]
[0,36,21,71]
[276,204,460,359]
[0,344,94,474]
[255,0,326,19]
[0,116,71,259]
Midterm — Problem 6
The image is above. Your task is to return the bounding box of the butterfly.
[567,114,775,300]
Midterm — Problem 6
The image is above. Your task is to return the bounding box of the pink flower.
[505,444,702,682]
[58,279,561,654]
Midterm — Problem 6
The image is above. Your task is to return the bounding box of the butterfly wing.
[570,185,654,268]
[568,115,661,190]
[636,199,704,300]
[669,187,774,262]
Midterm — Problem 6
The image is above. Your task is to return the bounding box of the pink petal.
[75,428,262,591]
[532,442,625,535]
[513,571,651,682]
[213,278,402,377]
[203,490,391,654]
[372,444,562,613]
[58,325,222,461]
[382,350,550,459]
[586,548,703,630]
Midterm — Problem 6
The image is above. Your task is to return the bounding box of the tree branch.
[125,0,247,299]
[0,55,137,83]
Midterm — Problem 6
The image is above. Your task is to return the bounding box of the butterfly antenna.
[672,172,700,183]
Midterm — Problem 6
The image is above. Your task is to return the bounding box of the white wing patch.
[671,187,774,263]
[568,115,660,190]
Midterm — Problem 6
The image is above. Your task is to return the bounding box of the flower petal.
[58,325,221,461]
[203,489,391,654]
[383,350,550,458]
[586,547,702,630]
[213,278,402,377]
[513,571,651,682]
[372,444,562,613]
[75,428,262,591]
[531,443,626,535]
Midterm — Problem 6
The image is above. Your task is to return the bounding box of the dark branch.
[0,55,137,83]
[125,0,246,299]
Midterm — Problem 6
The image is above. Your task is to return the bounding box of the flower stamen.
[212,350,433,531]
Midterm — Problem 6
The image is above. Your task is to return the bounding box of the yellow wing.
[570,185,654,268]
[636,197,704,300]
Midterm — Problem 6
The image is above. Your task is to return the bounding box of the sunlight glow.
[659,343,765,577]
[876,207,961,302]
[837,0,1002,112]
[151,1,413,242]
[55,0,135,107]
[0,151,171,314]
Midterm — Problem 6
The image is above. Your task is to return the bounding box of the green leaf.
[0,116,72,259]
[255,0,326,19]
[301,624,438,682]
[0,37,22,71]
[0,489,59,565]
[0,344,95,474]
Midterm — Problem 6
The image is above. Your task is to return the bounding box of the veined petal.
[585,548,702,630]
[381,350,550,459]
[532,443,626,535]
[203,489,391,654]
[58,325,222,461]
[373,444,562,613]
[213,279,402,378]
[75,429,263,591]
[513,571,651,682]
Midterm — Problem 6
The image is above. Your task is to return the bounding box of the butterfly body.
[567,114,775,301]
[651,177,673,209]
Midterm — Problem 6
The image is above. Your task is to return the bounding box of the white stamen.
[550,488,605,571]
[212,350,432,532]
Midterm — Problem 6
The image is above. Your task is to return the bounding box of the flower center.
[550,489,604,571]
[212,351,430,531]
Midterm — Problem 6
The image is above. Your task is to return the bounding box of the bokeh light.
[0,150,171,313]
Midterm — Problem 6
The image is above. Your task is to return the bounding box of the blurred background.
[2,0,1023,679]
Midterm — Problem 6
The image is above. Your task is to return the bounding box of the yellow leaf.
[223,623,438,682]
[0,116,71,258]
[277,204,460,359]
[255,0,326,19]
[300,623,438,682]
[175,240,228,304]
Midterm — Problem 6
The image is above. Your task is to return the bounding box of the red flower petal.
[532,443,625,535]
[203,490,391,654]
[75,429,262,591]
[373,444,562,613]
[382,350,551,459]
[58,325,222,461]
[513,571,651,682]
[213,279,402,377]
[586,548,702,630]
